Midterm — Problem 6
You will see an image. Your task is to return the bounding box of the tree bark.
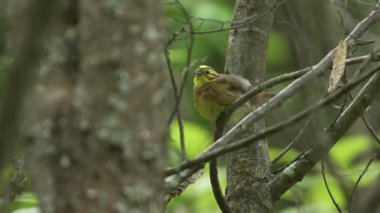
[8,0,167,212]
[224,0,275,212]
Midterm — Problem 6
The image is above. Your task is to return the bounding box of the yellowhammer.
[193,65,254,122]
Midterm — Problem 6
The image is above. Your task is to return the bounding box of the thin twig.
[271,86,329,165]
[164,45,186,161]
[164,0,287,35]
[166,1,230,211]
[328,92,349,132]
[271,116,313,165]
[172,0,194,111]
[348,154,377,212]
[222,53,380,129]
[324,155,352,199]
[361,115,380,145]
[164,53,380,196]
[165,28,185,125]
[164,0,196,162]
[172,0,194,160]
[164,64,380,176]
[186,0,287,35]
[164,2,380,193]
[272,48,378,178]
[346,47,380,146]
[208,4,380,170]
[321,160,343,213]
[270,69,380,201]
[166,0,194,128]
[352,47,380,79]
[348,93,380,145]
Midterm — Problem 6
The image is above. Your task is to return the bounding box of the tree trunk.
[8,0,167,212]
[224,0,275,212]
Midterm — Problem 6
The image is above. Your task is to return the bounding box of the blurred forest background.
[0,0,379,212]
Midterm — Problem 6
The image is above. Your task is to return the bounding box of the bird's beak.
[194,69,202,75]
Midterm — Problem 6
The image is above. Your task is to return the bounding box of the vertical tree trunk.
[8,0,167,212]
[224,0,274,212]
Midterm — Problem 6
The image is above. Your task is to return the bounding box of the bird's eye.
[206,70,210,74]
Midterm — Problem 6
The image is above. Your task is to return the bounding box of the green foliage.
[169,120,212,164]
[331,135,372,167]
[331,135,379,184]
[5,192,39,213]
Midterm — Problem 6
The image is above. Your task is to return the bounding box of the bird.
[193,65,255,123]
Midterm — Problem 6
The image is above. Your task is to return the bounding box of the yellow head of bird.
[193,65,218,88]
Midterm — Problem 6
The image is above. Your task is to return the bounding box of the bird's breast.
[193,88,225,122]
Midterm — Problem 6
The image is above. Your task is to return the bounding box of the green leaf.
[330,135,372,168]
[170,120,212,160]
[6,192,38,213]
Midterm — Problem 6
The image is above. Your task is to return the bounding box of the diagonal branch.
[165,64,380,176]
[164,54,380,194]
[164,2,380,194]
[348,154,377,212]
[209,3,380,162]
[220,52,380,130]
[269,70,380,201]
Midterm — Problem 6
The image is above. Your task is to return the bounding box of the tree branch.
[210,121,230,213]
[210,3,380,163]
[164,55,380,197]
[269,69,380,201]
[218,52,380,129]
[321,160,342,213]
[165,63,380,176]
[164,0,195,162]
[348,154,377,213]
[166,0,194,127]
[164,2,380,196]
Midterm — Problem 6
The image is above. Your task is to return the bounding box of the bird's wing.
[229,75,252,92]
[199,84,235,107]
[218,74,251,93]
